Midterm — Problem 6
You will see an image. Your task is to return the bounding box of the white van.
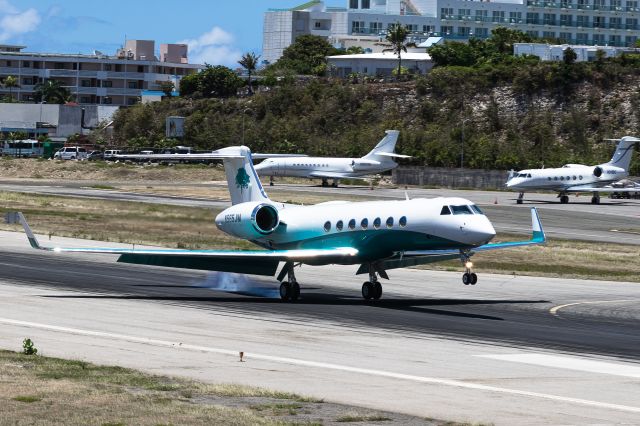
[103,149,122,161]
[53,146,88,160]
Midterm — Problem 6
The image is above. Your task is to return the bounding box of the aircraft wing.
[565,186,640,193]
[17,213,357,276]
[308,171,351,179]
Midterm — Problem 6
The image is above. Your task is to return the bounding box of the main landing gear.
[361,266,384,300]
[269,176,274,186]
[517,192,524,204]
[278,262,300,302]
[461,253,478,285]
[591,193,601,204]
[321,179,340,188]
[559,194,569,204]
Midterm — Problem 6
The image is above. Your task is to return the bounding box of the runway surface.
[1,231,639,424]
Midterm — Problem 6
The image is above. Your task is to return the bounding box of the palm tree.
[2,75,19,102]
[238,52,260,94]
[34,80,71,104]
[382,23,417,79]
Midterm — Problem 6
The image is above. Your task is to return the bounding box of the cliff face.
[112,75,640,175]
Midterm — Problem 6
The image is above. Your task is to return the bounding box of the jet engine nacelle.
[593,165,623,178]
[215,202,280,239]
[351,159,380,172]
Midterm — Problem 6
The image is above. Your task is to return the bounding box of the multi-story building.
[263,0,640,63]
[0,40,203,106]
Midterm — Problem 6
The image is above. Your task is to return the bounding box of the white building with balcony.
[263,0,640,63]
[0,40,203,107]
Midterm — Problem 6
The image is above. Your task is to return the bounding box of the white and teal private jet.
[18,145,546,302]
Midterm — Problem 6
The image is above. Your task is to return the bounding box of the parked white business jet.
[254,130,409,187]
[18,145,545,302]
[506,136,639,204]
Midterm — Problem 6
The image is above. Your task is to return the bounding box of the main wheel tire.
[279,282,291,301]
[373,281,382,300]
[291,282,300,301]
[560,195,569,204]
[361,282,374,300]
[591,196,600,204]
[470,273,478,285]
[516,199,523,204]
[322,181,329,187]
[462,273,470,285]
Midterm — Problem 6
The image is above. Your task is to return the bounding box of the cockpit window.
[470,205,484,215]
[440,206,451,215]
[450,205,473,215]
[527,173,532,178]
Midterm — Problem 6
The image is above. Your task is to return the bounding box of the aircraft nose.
[474,219,496,243]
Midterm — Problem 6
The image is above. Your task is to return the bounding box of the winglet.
[17,212,42,250]
[531,207,545,243]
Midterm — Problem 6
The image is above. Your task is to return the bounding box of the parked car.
[87,150,104,161]
[103,149,121,161]
[53,146,88,160]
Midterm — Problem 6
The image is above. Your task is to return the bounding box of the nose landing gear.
[461,253,478,285]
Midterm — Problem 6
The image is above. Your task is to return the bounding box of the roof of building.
[417,37,444,48]
[327,52,431,61]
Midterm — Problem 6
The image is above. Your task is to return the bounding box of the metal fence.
[392,166,510,190]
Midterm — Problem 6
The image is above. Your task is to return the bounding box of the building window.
[81,79,91,87]
[610,0,622,9]
[559,32,572,43]
[54,62,65,69]
[314,21,322,29]
[627,0,639,11]
[576,32,588,44]
[361,0,370,9]
[350,0,358,8]
[370,22,383,33]
[527,30,539,38]
[543,13,556,25]
[626,35,638,46]
[509,12,522,23]
[423,25,435,33]
[137,65,145,73]
[593,16,605,28]
[441,25,453,35]
[475,28,488,38]
[593,0,605,8]
[102,80,113,88]
[22,61,30,67]
[457,27,470,37]
[441,7,454,18]
[543,31,556,39]
[577,15,589,27]
[127,97,138,105]
[475,10,488,21]
[459,8,471,18]
[103,64,111,71]
[527,12,539,24]
[6,60,11,67]
[492,11,505,23]
[593,33,605,44]
[21,77,32,85]
[103,97,112,105]
[626,18,638,30]
[560,14,572,26]
[351,21,365,33]
[128,81,138,89]
[609,34,622,45]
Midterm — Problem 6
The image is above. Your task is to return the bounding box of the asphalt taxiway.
[1,231,639,424]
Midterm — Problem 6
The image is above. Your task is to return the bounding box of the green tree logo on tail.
[235,167,250,192]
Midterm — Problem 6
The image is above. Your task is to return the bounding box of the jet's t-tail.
[215,146,270,205]
[363,130,404,160]
[606,136,639,171]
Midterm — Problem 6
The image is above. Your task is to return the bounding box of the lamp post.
[241,107,251,145]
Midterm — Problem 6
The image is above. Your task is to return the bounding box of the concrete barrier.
[392,166,509,190]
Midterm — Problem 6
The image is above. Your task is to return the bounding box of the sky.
[0,0,343,67]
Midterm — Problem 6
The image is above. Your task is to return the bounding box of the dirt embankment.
[0,158,226,182]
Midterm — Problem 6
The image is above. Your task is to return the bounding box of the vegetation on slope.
[112,29,640,174]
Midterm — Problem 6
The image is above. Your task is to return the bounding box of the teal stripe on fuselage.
[271,229,470,261]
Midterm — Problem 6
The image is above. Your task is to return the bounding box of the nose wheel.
[460,252,478,285]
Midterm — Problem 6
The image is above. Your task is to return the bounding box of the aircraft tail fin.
[214,146,271,205]
[606,136,639,171]
[363,130,401,160]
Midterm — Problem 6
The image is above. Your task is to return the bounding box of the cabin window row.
[323,216,407,232]
[548,176,583,181]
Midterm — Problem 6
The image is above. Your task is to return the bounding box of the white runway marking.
[549,299,637,317]
[478,353,640,378]
[2,316,640,414]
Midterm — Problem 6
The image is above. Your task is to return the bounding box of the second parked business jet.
[254,130,409,187]
[18,145,545,302]
[507,136,639,204]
